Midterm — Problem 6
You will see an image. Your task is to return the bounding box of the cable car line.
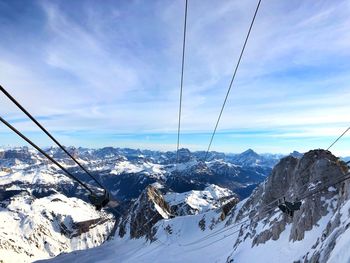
[327,125,350,151]
[204,0,262,161]
[182,156,350,247]
[197,140,350,243]
[176,0,188,163]
[0,115,93,194]
[0,0,348,249]
[183,171,350,249]
[0,85,106,191]
[216,172,350,249]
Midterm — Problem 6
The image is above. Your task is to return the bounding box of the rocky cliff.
[117,185,172,240]
[227,149,350,262]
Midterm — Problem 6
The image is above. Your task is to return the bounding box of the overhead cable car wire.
[184,171,350,249]
[0,86,171,237]
[193,124,350,244]
[183,135,350,246]
[327,125,350,151]
[204,0,262,161]
[0,115,93,194]
[176,0,188,163]
[0,85,106,191]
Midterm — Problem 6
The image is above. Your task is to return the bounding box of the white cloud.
[0,0,349,154]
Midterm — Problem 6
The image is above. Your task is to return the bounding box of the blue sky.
[0,0,349,155]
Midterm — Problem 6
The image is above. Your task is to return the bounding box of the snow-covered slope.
[0,147,116,263]
[165,184,236,215]
[0,193,114,263]
[110,160,165,178]
[37,196,241,263]
[39,149,350,263]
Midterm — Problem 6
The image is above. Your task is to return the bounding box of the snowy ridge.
[165,184,235,215]
[110,161,165,179]
[0,193,114,263]
[1,147,277,202]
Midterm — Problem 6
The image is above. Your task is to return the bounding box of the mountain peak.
[241,148,258,155]
[290,150,303,158]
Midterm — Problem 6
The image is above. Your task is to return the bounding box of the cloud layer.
[0,0,349,155]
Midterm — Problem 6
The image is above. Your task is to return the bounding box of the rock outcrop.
[228,149,350,262]
[117,185,172,240]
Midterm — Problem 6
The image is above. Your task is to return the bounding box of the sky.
[0,0,349,156]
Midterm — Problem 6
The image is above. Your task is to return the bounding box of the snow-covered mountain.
[224,149,284,167]
[5,147,350,262]
[0,191,114,262]
[37,149,350,263]
[342,156,350,163]
[0,148,116,262]
[164,184,237,216]
[0,146,279,262]
[0,146,277,202]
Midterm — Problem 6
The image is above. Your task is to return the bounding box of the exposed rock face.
[1,167,12,173]
[0,148,35,167]
[117,185,172,240]
[231,149,260,166]
[2,148,32,161]
[176,148,193,163]
[228,149,282,167]
[228,149,350,262]
[220,198,239,221]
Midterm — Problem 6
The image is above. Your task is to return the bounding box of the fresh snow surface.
[151,182,164,189]
[0,194,114,263]
[0,171,8,177]
[165,184,234,214]
[0,164,71,186]
[207,159,239,168]
[110,161,165,178]
[39,193,350,263]
[38,209,238,263]
[167,160,198,173]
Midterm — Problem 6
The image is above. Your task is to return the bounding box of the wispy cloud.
[0,0,349,155]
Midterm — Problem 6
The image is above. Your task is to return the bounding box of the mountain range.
[1,147,350,262]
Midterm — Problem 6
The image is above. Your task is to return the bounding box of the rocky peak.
[262,149,348,206]
[290,150,303,158]
[231,149,349,252]
[1,148,32,162]
[117,185,172,240]
[231,149,261,167]
[165,184,238,216]
[176,148,192,163]
[242,149,259,157]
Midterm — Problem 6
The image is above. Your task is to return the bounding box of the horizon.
[1,0,349,156]
[1,144,349,158]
